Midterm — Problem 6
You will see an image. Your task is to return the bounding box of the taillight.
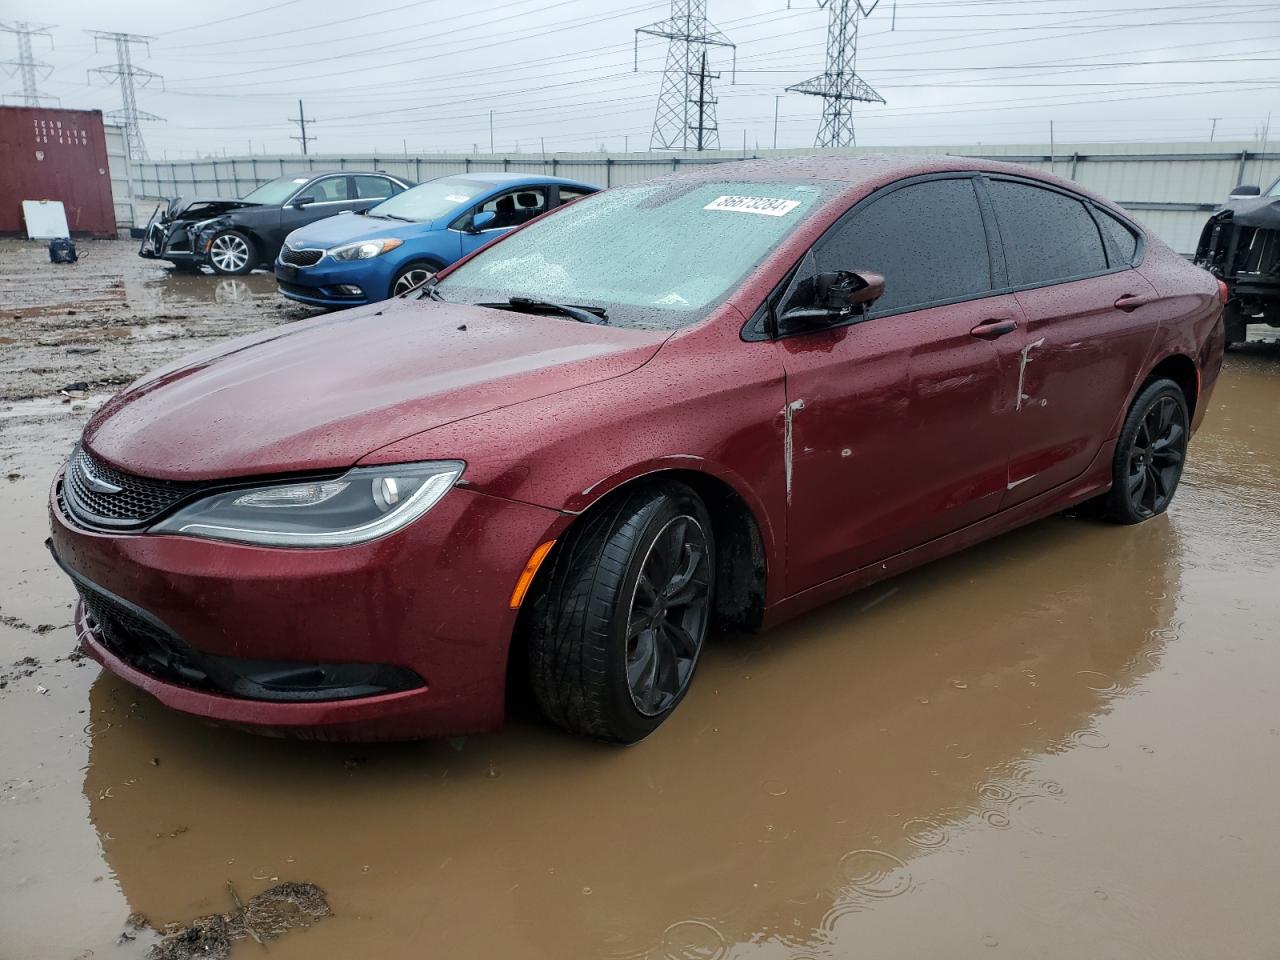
[1218,280,1230,305]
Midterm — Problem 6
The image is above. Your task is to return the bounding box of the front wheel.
[526,481,715,743]
[1102,378,1189,524]
[390,261,441,298]
[206,230,255,275]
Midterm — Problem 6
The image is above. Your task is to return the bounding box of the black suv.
[1195,177,1280,346]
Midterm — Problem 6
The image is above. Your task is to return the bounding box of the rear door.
[778,175,1024,592]
[982,177,1158,507]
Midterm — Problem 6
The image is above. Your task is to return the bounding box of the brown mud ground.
[2,240,1279,959]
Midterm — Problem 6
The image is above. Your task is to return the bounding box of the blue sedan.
[274,173,598,307]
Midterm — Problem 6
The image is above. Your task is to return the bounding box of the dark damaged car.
[1195,176,1280,346]
[139,171,414,275]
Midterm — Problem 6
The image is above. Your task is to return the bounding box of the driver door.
[455,186,549,257]
[776,175,1024,593]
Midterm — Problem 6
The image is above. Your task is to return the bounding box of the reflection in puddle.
[80,515,1182,958]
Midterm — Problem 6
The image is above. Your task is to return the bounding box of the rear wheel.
[526,481,714,743]
[1223,301,1248,347]
[1102,378,1189,524]
[390,261,441,298]
[207,230,255,275]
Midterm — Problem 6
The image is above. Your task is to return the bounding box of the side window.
[1095,207,1139,266]
[354,175,395,200]
[987,179,1107,285]
[476,187,548,229]
[297,177,349,203]
[556,187,594,206]
[807,177,993,316]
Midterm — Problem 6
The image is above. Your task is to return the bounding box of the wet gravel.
[1,239,1279,959]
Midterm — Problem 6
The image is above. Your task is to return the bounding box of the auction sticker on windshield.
[704,195,801,216]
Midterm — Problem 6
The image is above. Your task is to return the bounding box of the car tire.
[526,481,715,743]
[1102,378,1189,525]
[206,230,256,276]
[1223,301,1248,347]
[390,261,443,298]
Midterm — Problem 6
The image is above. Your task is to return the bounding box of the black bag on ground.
[48,238,78,263]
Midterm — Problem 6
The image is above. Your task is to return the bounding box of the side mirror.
[1229,184,1261,197]
[292,196,314,208]
[778,270,886,333]
[470,210,497,233]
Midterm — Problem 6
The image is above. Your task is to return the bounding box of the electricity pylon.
[88,30,162,160]
[0,21,57,106]
[636,0,735,151]
[786,0,885,148]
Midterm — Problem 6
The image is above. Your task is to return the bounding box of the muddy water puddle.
[1,264,1279,956]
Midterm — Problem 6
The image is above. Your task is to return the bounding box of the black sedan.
[139,171,415,275]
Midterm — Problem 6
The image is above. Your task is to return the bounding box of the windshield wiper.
[485,296,609,325]
[366,212,414,222]
[416,277,446,301]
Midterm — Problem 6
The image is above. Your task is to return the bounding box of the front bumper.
[275,256,392,308]
[49,470,566,740]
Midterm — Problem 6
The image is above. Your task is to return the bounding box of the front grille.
[64,446,208,529]
[69,574,425,703]
[77,583,215,691]
[281,245,324,267]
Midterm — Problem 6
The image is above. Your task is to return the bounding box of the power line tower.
[87,30,162,160]
[635,0,734,151]
[0,21,57,106]
[786,0,885,148]
[289,98,316,155]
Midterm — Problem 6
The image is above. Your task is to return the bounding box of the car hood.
[162,196,260,222]
[286,212,428,248]
[1217,194,1280,229]
[83,300,671,481]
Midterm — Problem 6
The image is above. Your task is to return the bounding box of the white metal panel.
[22,199,69,238]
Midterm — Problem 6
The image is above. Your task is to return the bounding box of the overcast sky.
[4,0,1277,158]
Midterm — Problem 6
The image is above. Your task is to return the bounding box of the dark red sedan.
[49,156,1224,743]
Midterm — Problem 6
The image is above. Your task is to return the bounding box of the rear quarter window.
[1095,208,1140,266]
[987,179,1108,286]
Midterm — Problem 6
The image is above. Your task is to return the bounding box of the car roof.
[426,172,595,189]
[299,170,404,180]
[643,153,1124,211]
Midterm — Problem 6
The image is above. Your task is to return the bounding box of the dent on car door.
[775,176,1022,593]
[983,177,1159,508]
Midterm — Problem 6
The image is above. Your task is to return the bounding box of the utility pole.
[693,49,720,152]
[489,109,494,154]
[773,95,781,149]
[1209,117,1220,143]
[87,30,161,160]
[0,21,56,106]
[636,0,735,151]
[289,98,315,155]
[786,1,884,148]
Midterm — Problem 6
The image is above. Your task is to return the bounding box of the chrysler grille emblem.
[81,461,123,495]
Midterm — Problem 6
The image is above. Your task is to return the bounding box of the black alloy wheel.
[525,481,715,743]
[624,514,711,717]
[1104,378,1189,524]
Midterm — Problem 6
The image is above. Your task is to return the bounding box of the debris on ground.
[0,656,40,690]
[147,881,331,960]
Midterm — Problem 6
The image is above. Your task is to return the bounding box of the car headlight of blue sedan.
[328,238,405,261]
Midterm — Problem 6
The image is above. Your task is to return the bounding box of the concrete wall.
[127,142,1280,255]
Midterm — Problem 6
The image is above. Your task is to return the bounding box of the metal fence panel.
[122,141,1280,255]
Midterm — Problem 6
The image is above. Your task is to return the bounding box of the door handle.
[970,319,1018,340]
[1114,293,1155,312]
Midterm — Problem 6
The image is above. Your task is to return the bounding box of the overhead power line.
[88,30,162,160]
[636,0,735,150]
[786,0,884,147]
[0,21,56,106]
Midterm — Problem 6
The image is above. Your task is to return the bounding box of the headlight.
[151,461,464,547]
[328,238,404,261]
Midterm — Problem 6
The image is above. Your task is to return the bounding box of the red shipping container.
[0,106,117,238]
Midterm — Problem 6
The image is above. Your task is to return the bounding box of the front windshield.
[369,177,488,222]
[438,180,832,329]
[241,175,311,205]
